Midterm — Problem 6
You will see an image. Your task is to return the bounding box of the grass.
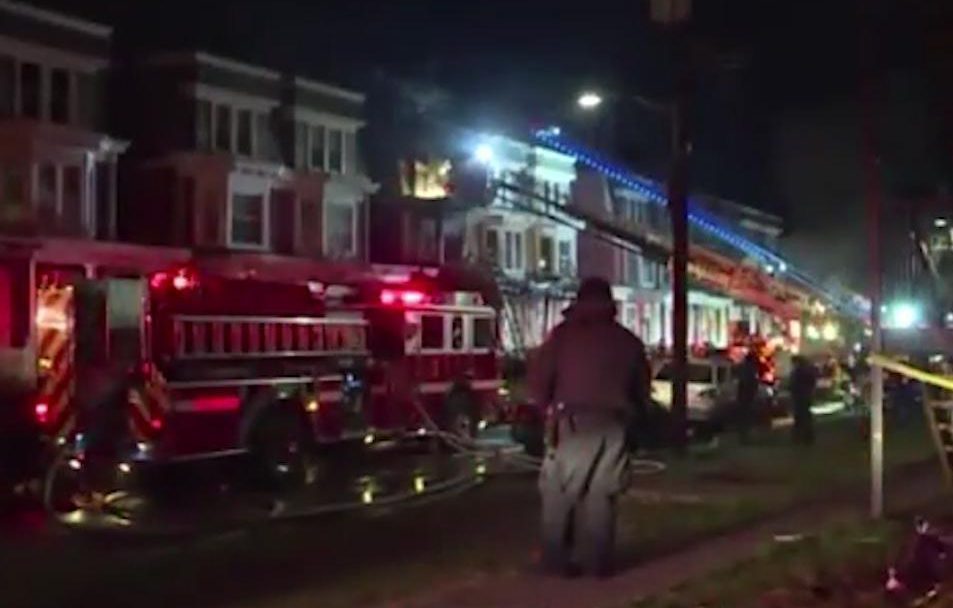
[632,519,904,608]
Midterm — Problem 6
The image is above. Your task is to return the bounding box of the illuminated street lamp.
[577,91,603,110]
[473,143,495,165]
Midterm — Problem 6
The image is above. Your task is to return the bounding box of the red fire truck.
[0,246,504,501]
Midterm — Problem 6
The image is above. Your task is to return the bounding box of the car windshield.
[656,363,714,384]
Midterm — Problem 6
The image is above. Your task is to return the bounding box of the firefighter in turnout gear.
[529,277,651,577]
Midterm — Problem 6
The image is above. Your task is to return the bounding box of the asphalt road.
[1,440,542,608]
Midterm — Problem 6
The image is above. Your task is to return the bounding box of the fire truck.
[0,243,504,502]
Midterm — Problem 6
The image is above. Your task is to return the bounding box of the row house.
[573,166,790,352]
[0,0,124,241]
[462,136,580,351]
[117,51,375,270]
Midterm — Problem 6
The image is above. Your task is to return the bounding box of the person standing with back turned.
[529,277,651,577]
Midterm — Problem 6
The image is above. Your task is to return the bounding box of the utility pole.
[862,6,884,518]
[652,0,692,451]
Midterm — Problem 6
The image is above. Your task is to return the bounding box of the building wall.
[118,52,374,263]
[0,1,121,241]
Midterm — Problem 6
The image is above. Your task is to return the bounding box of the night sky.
[36,0,953,290]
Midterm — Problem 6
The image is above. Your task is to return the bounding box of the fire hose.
[407,395,667,477]
[41,394,665,536]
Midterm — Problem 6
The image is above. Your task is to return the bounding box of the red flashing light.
[149,417,164,431]
[190,395,240,413]
[150,268,198,292]
[149,272,169,289]
[400,290,426,305]
[380,289,428,307]
[34,401,50,425]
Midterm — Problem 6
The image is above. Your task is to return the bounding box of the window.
[310,124,326,169]
[0,56,14,117]
[37,163,57,216]
[76,72,97,128]
[421,315,444,349]
[558,240,572,274]
[484,228,499,264]
[473,317,494,349]
[1,167,24,212]
[215,105,232,152]
[326,201,356,258]
[230,192,266,247]
[94,161,114,239]
[256,112,276,161]
[328,128,344,173]
[19,62,40,118]
[625,251,640,285]
[196,100,212,151]
[552,183,561,203]
[295,122,308,168]
[450,316,464,350]
[50,68,70,124]
[640,258,657,288]
[538,235,554,273]
[236,109,253,156]
[61,166,82,232]
[513,232,524,269]
[504,231,514,268]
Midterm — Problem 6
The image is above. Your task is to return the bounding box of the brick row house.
[0,0,124,241]
[117,51,375,270]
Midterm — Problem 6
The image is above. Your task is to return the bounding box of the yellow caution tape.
[868,353,953,392]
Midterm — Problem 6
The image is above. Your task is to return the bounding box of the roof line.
[293,76,364,103]
[146,51,281,81]
[0,0,112,37]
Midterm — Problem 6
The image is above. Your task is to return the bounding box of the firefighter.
[529,277,651,577]
[74,357,139,500]
[735,351,760,443]
[790,356,817,445]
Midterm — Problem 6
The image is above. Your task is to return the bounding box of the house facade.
[462,136,580,351]
[117,51,374,266]
[0,0,125,240]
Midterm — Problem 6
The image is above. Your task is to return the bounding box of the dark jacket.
[529,299,651,415]
[791,362,817,406]
[737,355,759,405]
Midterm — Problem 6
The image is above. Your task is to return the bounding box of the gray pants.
[538,411,628,575]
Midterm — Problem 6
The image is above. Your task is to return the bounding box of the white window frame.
[557,238,573,275]
[196,89,277,159]
[306,122,349,174]
[226,173,270,250]
[323,198,358,259]
[483,226,501,265]
[537,231,556,273]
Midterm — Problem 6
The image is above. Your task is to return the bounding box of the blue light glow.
[533,129,867,318]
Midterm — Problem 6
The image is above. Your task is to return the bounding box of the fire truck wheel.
[248,405,314,491]
[442,389,479,441]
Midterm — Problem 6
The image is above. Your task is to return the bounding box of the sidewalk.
[392,465,944,608]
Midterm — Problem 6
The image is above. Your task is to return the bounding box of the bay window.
[230,192,266,248]
[325,200,356,259]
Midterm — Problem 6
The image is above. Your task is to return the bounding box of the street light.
[577,92,603,110]
[473,143,495,165]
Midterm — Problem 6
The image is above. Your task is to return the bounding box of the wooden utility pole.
[652,0,692,451]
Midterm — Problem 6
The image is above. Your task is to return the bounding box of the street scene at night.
[5,0,953,606]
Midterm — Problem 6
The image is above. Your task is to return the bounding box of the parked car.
[651,357,777,437]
